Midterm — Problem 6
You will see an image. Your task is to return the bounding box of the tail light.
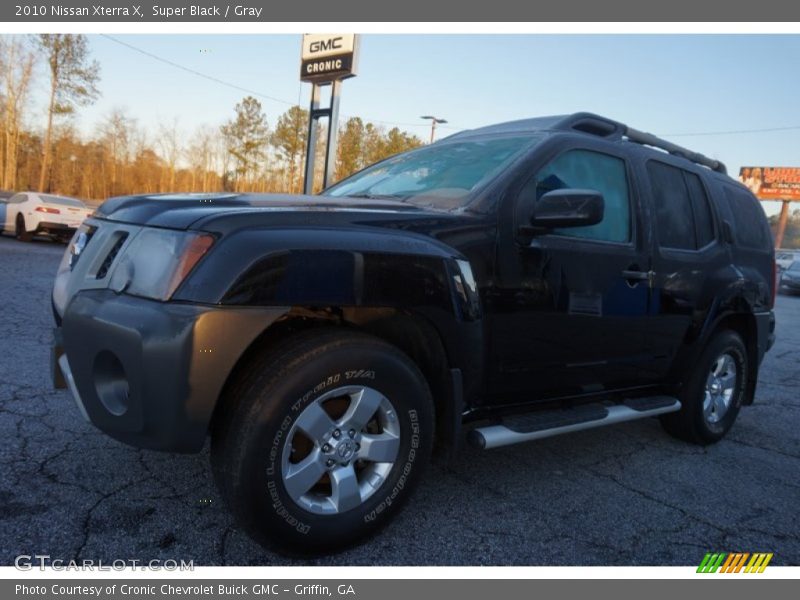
[36,206,61,214]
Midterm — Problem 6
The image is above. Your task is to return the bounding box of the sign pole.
[303,83,322,195]
[300,34,358,195]
[322,79,342,189]
[775,199,791,249]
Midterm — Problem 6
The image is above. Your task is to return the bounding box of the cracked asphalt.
[1,233,798,566]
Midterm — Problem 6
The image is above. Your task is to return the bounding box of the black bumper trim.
[61,289,288,452]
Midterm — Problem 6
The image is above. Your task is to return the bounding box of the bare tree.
[156,118,182,191]
[38,34,100,192]
[97,109,137,197]
[0,36,36,191]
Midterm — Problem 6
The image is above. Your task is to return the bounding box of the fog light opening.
[93,351,130,416]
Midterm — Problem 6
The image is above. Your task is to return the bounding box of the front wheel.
[211,330,434,554]
[660,330,748,445]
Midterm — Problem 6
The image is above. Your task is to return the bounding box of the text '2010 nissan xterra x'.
[52,113,776,553]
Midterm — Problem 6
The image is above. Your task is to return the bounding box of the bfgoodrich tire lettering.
[211,330,434,554]
[660,330,748,445]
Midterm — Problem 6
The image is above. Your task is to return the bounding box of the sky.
[21,34,800,214]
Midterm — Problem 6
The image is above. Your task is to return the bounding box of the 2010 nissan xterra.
[52,113,777,553]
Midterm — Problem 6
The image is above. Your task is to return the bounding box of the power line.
[101,34,295,108]
[662,125,800,137]
[107,36,798,139]
[100,34,459,132]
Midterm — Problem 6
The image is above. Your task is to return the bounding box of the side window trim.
[681,170,719,251]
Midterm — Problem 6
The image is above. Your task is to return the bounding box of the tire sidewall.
[230,340,433,552]
[686,331,748,442]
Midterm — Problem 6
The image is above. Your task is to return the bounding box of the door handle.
[622,269,655,286]
[622,270,650,280]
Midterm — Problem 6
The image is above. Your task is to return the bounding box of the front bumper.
[54,289,287,452]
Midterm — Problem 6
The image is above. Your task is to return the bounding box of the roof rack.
[554,113,727,174]
[624,126,727,174]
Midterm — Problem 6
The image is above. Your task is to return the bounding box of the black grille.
[96,233,128,279]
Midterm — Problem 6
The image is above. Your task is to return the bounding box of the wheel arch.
[684,309,759,405]
[209,306,465,452]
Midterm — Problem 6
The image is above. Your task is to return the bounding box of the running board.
[467,397,681,450]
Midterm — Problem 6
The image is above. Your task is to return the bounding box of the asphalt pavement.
[1,233,798,566]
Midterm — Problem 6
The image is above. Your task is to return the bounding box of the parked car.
[0,191,14,234]
[776,251,797,272]
[1,192,93,243]
[780,261,800,294]
[51,113,776,553]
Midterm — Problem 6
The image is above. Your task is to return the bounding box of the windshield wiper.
[343,193,405,200]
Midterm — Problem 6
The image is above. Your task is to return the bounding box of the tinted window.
[648,161,717,250]
[788,261,800,272]
[723,186,770,249]
[648,161,696,249]
[531,149,631,243]
[684,173,715,247]
[9,194,26,204]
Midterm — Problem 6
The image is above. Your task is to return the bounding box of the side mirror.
[531,189,605,229]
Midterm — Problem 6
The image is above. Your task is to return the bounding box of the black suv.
[52,113,776,553]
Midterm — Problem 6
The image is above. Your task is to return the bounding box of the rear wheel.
[660,330,748,445]
[211,329,435,554]
[15,214,32,242]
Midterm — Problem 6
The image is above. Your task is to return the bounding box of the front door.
[488,145,654,401]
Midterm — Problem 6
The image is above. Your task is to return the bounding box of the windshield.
[789,261,800,272]
[324,134,542,209]
[42,194,85,208]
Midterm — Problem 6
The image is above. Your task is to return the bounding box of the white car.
[776,251,797,272]
[1,192,92,243]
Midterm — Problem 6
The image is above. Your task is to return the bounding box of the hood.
[94,192,427,230]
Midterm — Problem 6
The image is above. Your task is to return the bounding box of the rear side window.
[723,186,770,249]
[684,173,715,248]
[647,161,716,250]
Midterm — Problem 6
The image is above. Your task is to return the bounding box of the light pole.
[421,115,447,144]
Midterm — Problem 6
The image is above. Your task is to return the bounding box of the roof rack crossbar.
[625,126,727,174]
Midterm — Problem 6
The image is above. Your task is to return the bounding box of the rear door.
[637,158,727,381]
[488,140,655,401]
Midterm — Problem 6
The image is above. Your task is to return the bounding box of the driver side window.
[523,149,632,243]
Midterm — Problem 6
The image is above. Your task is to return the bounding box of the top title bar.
[3,0,800,21]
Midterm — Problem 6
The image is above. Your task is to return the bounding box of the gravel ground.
[1,233,798,566]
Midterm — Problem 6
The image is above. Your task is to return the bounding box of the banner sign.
[739,166,800,200]
[300,34,359,83]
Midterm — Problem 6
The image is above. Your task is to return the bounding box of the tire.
[211,329,435,554]
[660,330,748,445]
[15,214,32,242]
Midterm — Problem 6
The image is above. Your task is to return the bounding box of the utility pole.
[421,115,447,144]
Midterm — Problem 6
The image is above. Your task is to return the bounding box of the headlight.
[109,229,214,300]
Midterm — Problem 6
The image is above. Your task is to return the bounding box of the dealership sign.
[300,34,359,83]
[739,166,800,200]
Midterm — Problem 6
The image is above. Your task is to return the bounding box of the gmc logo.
[309,37,343,53]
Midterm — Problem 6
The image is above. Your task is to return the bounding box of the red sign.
[739,167,800,200]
